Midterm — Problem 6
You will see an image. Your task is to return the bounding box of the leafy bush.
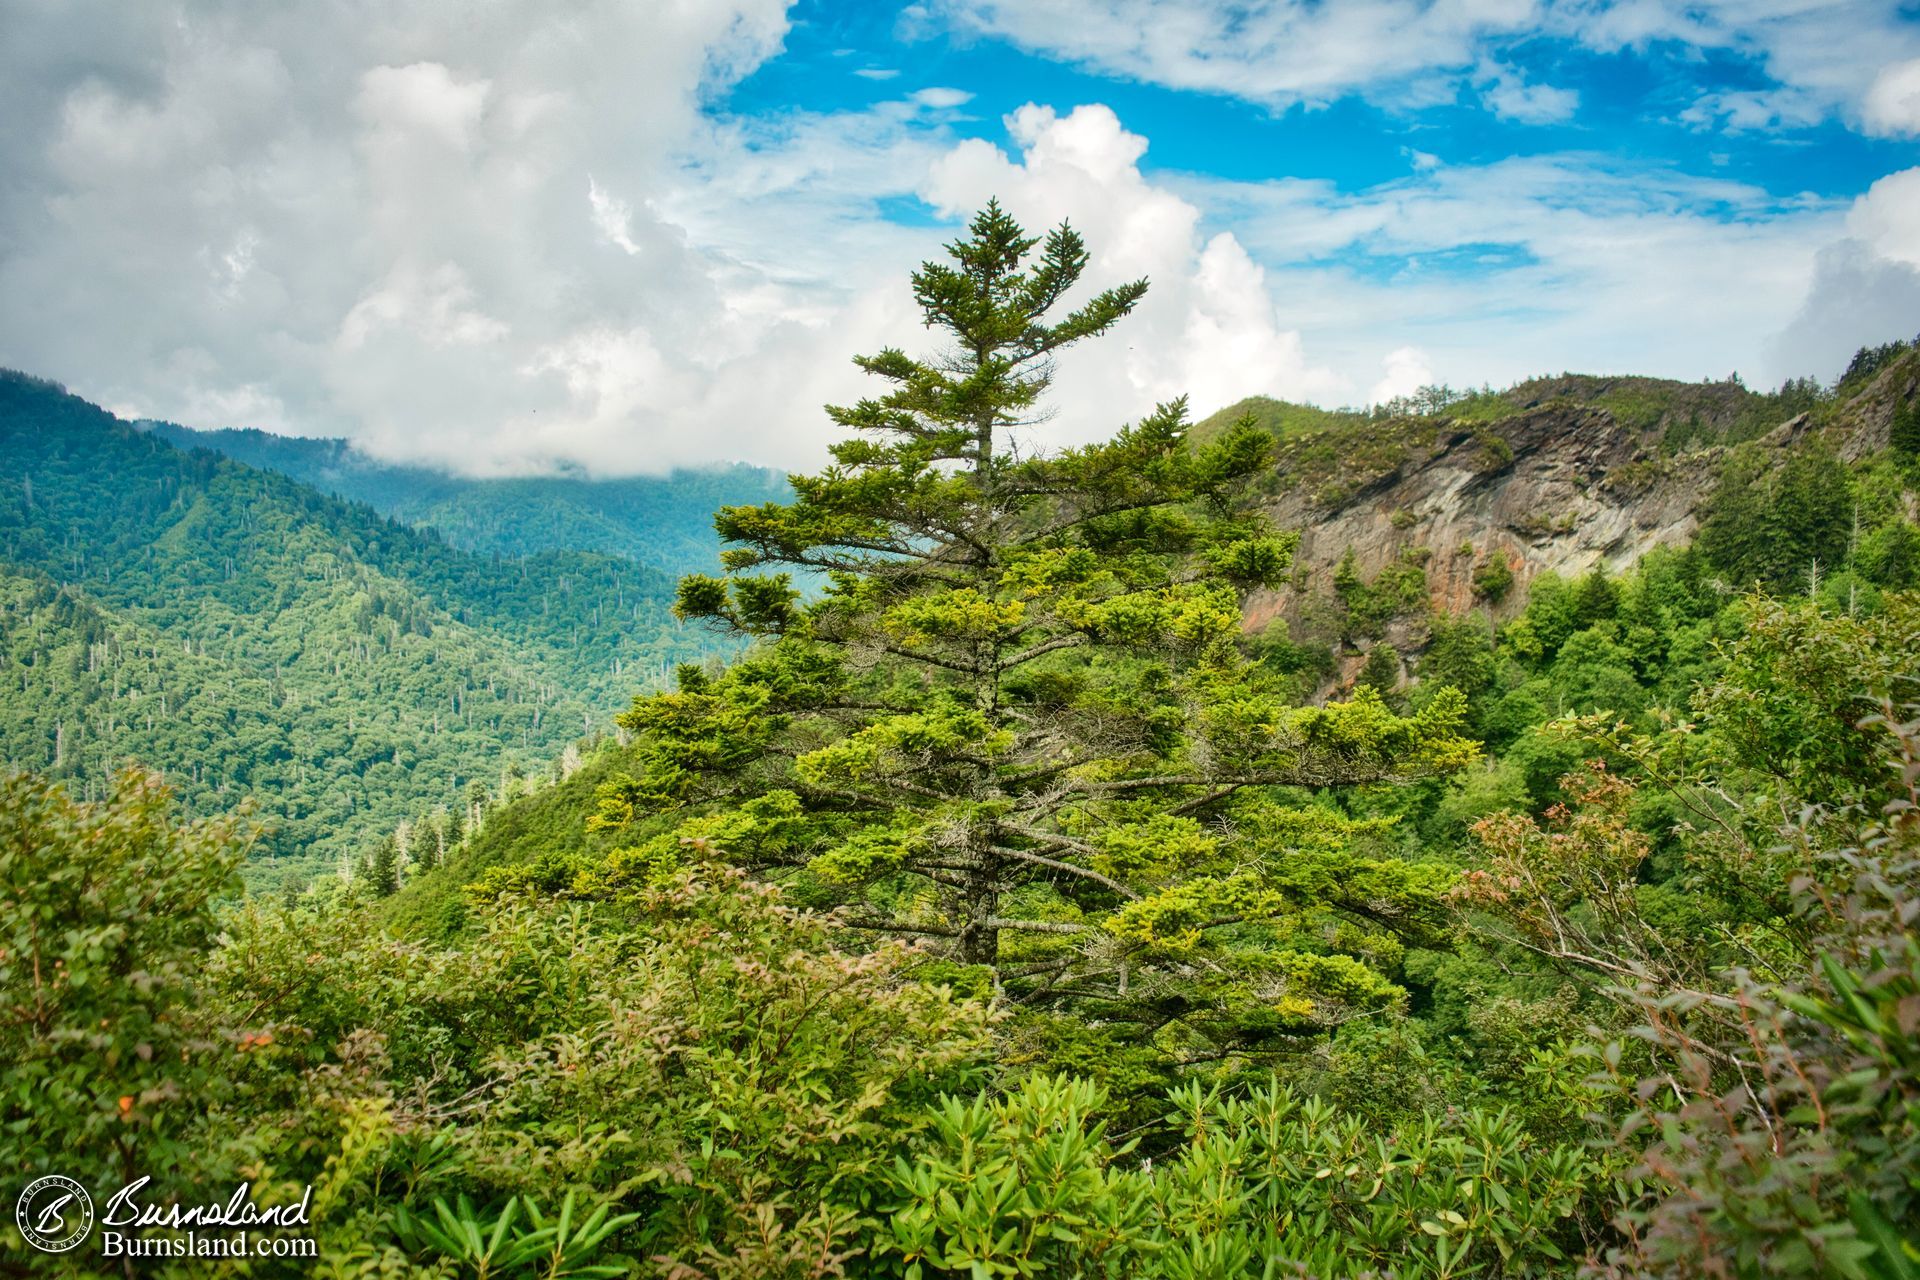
[0,769,251,1192]
[1473,555,1515,604]
[884,1074,1604,1278]
[1596,712,1920,1278]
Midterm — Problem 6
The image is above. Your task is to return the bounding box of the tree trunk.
[959,848,1000,966]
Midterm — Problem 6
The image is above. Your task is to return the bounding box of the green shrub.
[1473,556,1515,604]
[884,1074,1604,1278]
[0,769,252,1192]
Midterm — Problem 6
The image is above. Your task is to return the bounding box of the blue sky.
[1,0,1917,472]
[733,1,1909,199]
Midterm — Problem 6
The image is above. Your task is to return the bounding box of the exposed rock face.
[1244,406,1711,636]
[1833,360,1920,462]
[1231,353,1920,680]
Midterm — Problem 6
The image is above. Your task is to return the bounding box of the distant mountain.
[12,345,1912,879]
[0,371,733,885]
[141,421,790,576]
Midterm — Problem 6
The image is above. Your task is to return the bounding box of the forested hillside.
[0,371,734,881]
[4,212,1919,1280]
[144,420,791,575]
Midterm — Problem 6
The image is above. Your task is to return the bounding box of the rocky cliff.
[1208,351,1920,681]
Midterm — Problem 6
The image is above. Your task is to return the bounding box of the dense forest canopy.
[2,210,1918,1279]
[0,374,749,882]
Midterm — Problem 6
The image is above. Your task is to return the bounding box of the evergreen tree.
[1572,565,1620,626]
[416,808,444,872]
[1700,444,1853,591]
[589,204,1475,1055]
[364,836,398,898]
[1775,443,1852,581]
[1331,547,1368,640]
[1697,452,1770,587]
[1862,522,1920,590]
[464,780,490,837]
[1419,615,1497,734]
[1354,642,1401,702]
[1888,394,1920,462]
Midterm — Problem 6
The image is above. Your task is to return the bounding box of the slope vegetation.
[0,371,727,883]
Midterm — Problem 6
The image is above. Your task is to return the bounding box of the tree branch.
[989,844,1139,900]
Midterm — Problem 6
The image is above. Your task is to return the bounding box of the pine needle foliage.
[587,203,1476,1058]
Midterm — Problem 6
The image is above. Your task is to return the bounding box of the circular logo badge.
[16,1175,94,1253]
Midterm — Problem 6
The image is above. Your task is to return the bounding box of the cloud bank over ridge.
[0,0,1915,475]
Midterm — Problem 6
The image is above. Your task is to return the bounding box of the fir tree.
[1572,566,1620,626]
[589,203,1475,1056]
[1889,394,1920,462]
[364,836,398,898]
[1700,444,1853,591]
[416,808,444,872]
[1354,642,1401,702]
[1776,443,1853,580]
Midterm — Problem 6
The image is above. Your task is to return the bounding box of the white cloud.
[355,62,490,152]
[1847,167,1920,267]
[0,0,800,474]
[1864,58,1920,136]
[936,0,1544,110]
[1173,152,1845,392]
[1478,62,1579,124]
[337,263,510,352]
[911,86,974,109]
[920,104,1343,434]
[936,0,1920,130]
[0,0,1902,479]
[685,96,1840,434]
[587,178,643,256]
[1370,346,1434,403]
[1680,85,1826,133]
[1769,166,1920,377]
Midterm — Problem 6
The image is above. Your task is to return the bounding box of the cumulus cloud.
[919,104,1343,438]
[0,0,1343,473]
[1864,58,1920,136]
[0,0,1902,479]
[1370,347,1435,404]
[1770,167,1920,377]
[681,96,1855,424]
[0,0,814,474]
[1846,168,1920,268]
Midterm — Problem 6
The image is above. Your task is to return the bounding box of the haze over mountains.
[142,421,791,578]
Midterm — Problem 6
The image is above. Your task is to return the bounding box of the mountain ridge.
[141,419,792,576]
[1201,350,1920,683]
[0,370,737,883]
